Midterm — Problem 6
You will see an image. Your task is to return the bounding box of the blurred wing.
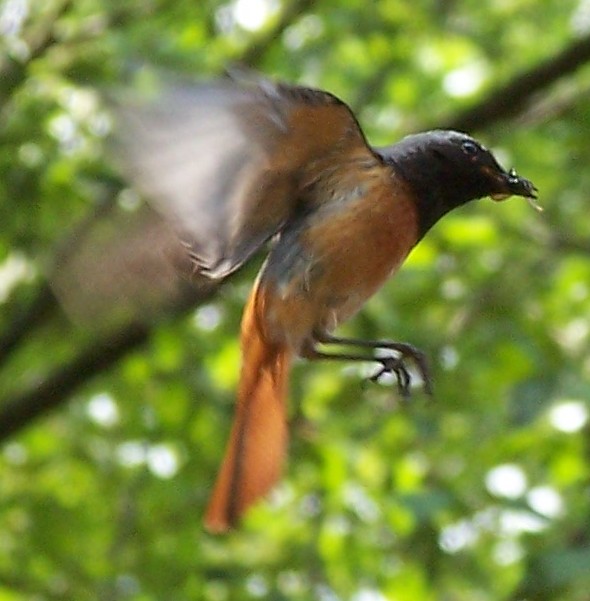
[49,200,209,326]
[112,74,374,279]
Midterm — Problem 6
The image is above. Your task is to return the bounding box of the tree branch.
[0,281,218,443]
[441,32,590,132]
[0,321,148,440]
[0,283,58,369]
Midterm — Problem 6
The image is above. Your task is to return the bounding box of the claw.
[367,345,433,398]
[368,356,411,398]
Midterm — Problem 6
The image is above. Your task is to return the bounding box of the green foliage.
[1,0,590,599]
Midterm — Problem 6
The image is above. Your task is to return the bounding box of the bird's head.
[380,130,538,237]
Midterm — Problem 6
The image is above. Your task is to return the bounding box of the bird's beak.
[485,166,538,202]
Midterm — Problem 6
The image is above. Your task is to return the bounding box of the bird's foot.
[367,343,433,398]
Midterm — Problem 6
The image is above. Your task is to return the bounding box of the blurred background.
[1,1,590,599]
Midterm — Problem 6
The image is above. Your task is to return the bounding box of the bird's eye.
[461,141,479,156]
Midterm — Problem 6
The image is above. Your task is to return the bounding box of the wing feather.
[112,74,375,278]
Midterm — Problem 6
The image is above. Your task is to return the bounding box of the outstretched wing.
[112,72,375,279]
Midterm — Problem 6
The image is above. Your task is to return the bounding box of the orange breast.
[257,165,419,354]
[304,175,418,324]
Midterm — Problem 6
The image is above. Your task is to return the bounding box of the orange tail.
[204,285,291,532]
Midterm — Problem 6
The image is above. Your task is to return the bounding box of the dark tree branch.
[441,31,590,132]
[515,79,590,127]
[0,283,218,442]
[0,321,149,440]
[0,283,58,369]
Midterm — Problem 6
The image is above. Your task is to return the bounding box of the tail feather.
[204,287,291,532]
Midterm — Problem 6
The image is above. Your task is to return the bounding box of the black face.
[426,131,537,202]
[380,130,538,238]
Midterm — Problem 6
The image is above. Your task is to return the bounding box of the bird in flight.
[113,71,538,532]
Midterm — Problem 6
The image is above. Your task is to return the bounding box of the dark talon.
[307,334,433,397]
[394,344,433,397]
[368,356,411,398]
[367,346,433,398]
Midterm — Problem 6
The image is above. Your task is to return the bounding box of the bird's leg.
[308,333,433,397]
[303,345,414,398]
